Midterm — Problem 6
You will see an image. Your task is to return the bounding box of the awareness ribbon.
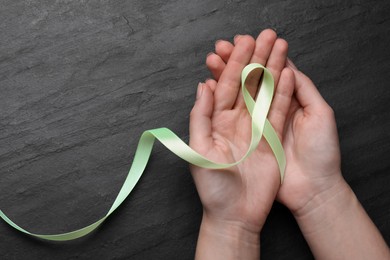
[0,63,286,241]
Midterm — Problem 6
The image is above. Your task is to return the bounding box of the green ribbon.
[0,63,286,241]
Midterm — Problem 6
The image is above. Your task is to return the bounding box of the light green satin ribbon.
[0,63,285,241]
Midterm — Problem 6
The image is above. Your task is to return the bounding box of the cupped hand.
[276,59,344,216]
[189,29,294,232]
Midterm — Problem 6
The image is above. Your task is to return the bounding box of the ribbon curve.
[0,63,286,241]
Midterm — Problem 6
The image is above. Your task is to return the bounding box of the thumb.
[189,83,214,152]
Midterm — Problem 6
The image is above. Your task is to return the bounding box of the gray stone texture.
[0,0,389,259]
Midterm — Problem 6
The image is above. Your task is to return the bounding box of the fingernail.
[207,52,214,57]
[196,83,204,99]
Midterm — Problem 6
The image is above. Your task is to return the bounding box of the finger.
[215,40,234,63]
[266,38,289,88]
[189,83,214,151]
[206,40,234,82]
[293,68,329,113]
[250,29,277,65]
[286,58,328,110]
[235,29,277,109]
[205,78,217,92]
[206,53,226,81]
[243,29,277,99]
[214,35,255,111]
[268,68,295,139]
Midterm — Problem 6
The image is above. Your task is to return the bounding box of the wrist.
[286,169,347,216]
[195,212,260,260]
[291,176,390,259]
[292,176,355,234]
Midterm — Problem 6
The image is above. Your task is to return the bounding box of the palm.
[277,88,341,213]
[192,107,280,228]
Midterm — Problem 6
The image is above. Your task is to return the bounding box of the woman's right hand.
[276,59,346,217]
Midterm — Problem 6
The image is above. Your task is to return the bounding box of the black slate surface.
[0,0,389,259]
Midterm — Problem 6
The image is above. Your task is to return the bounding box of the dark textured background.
[0,0,389,259]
